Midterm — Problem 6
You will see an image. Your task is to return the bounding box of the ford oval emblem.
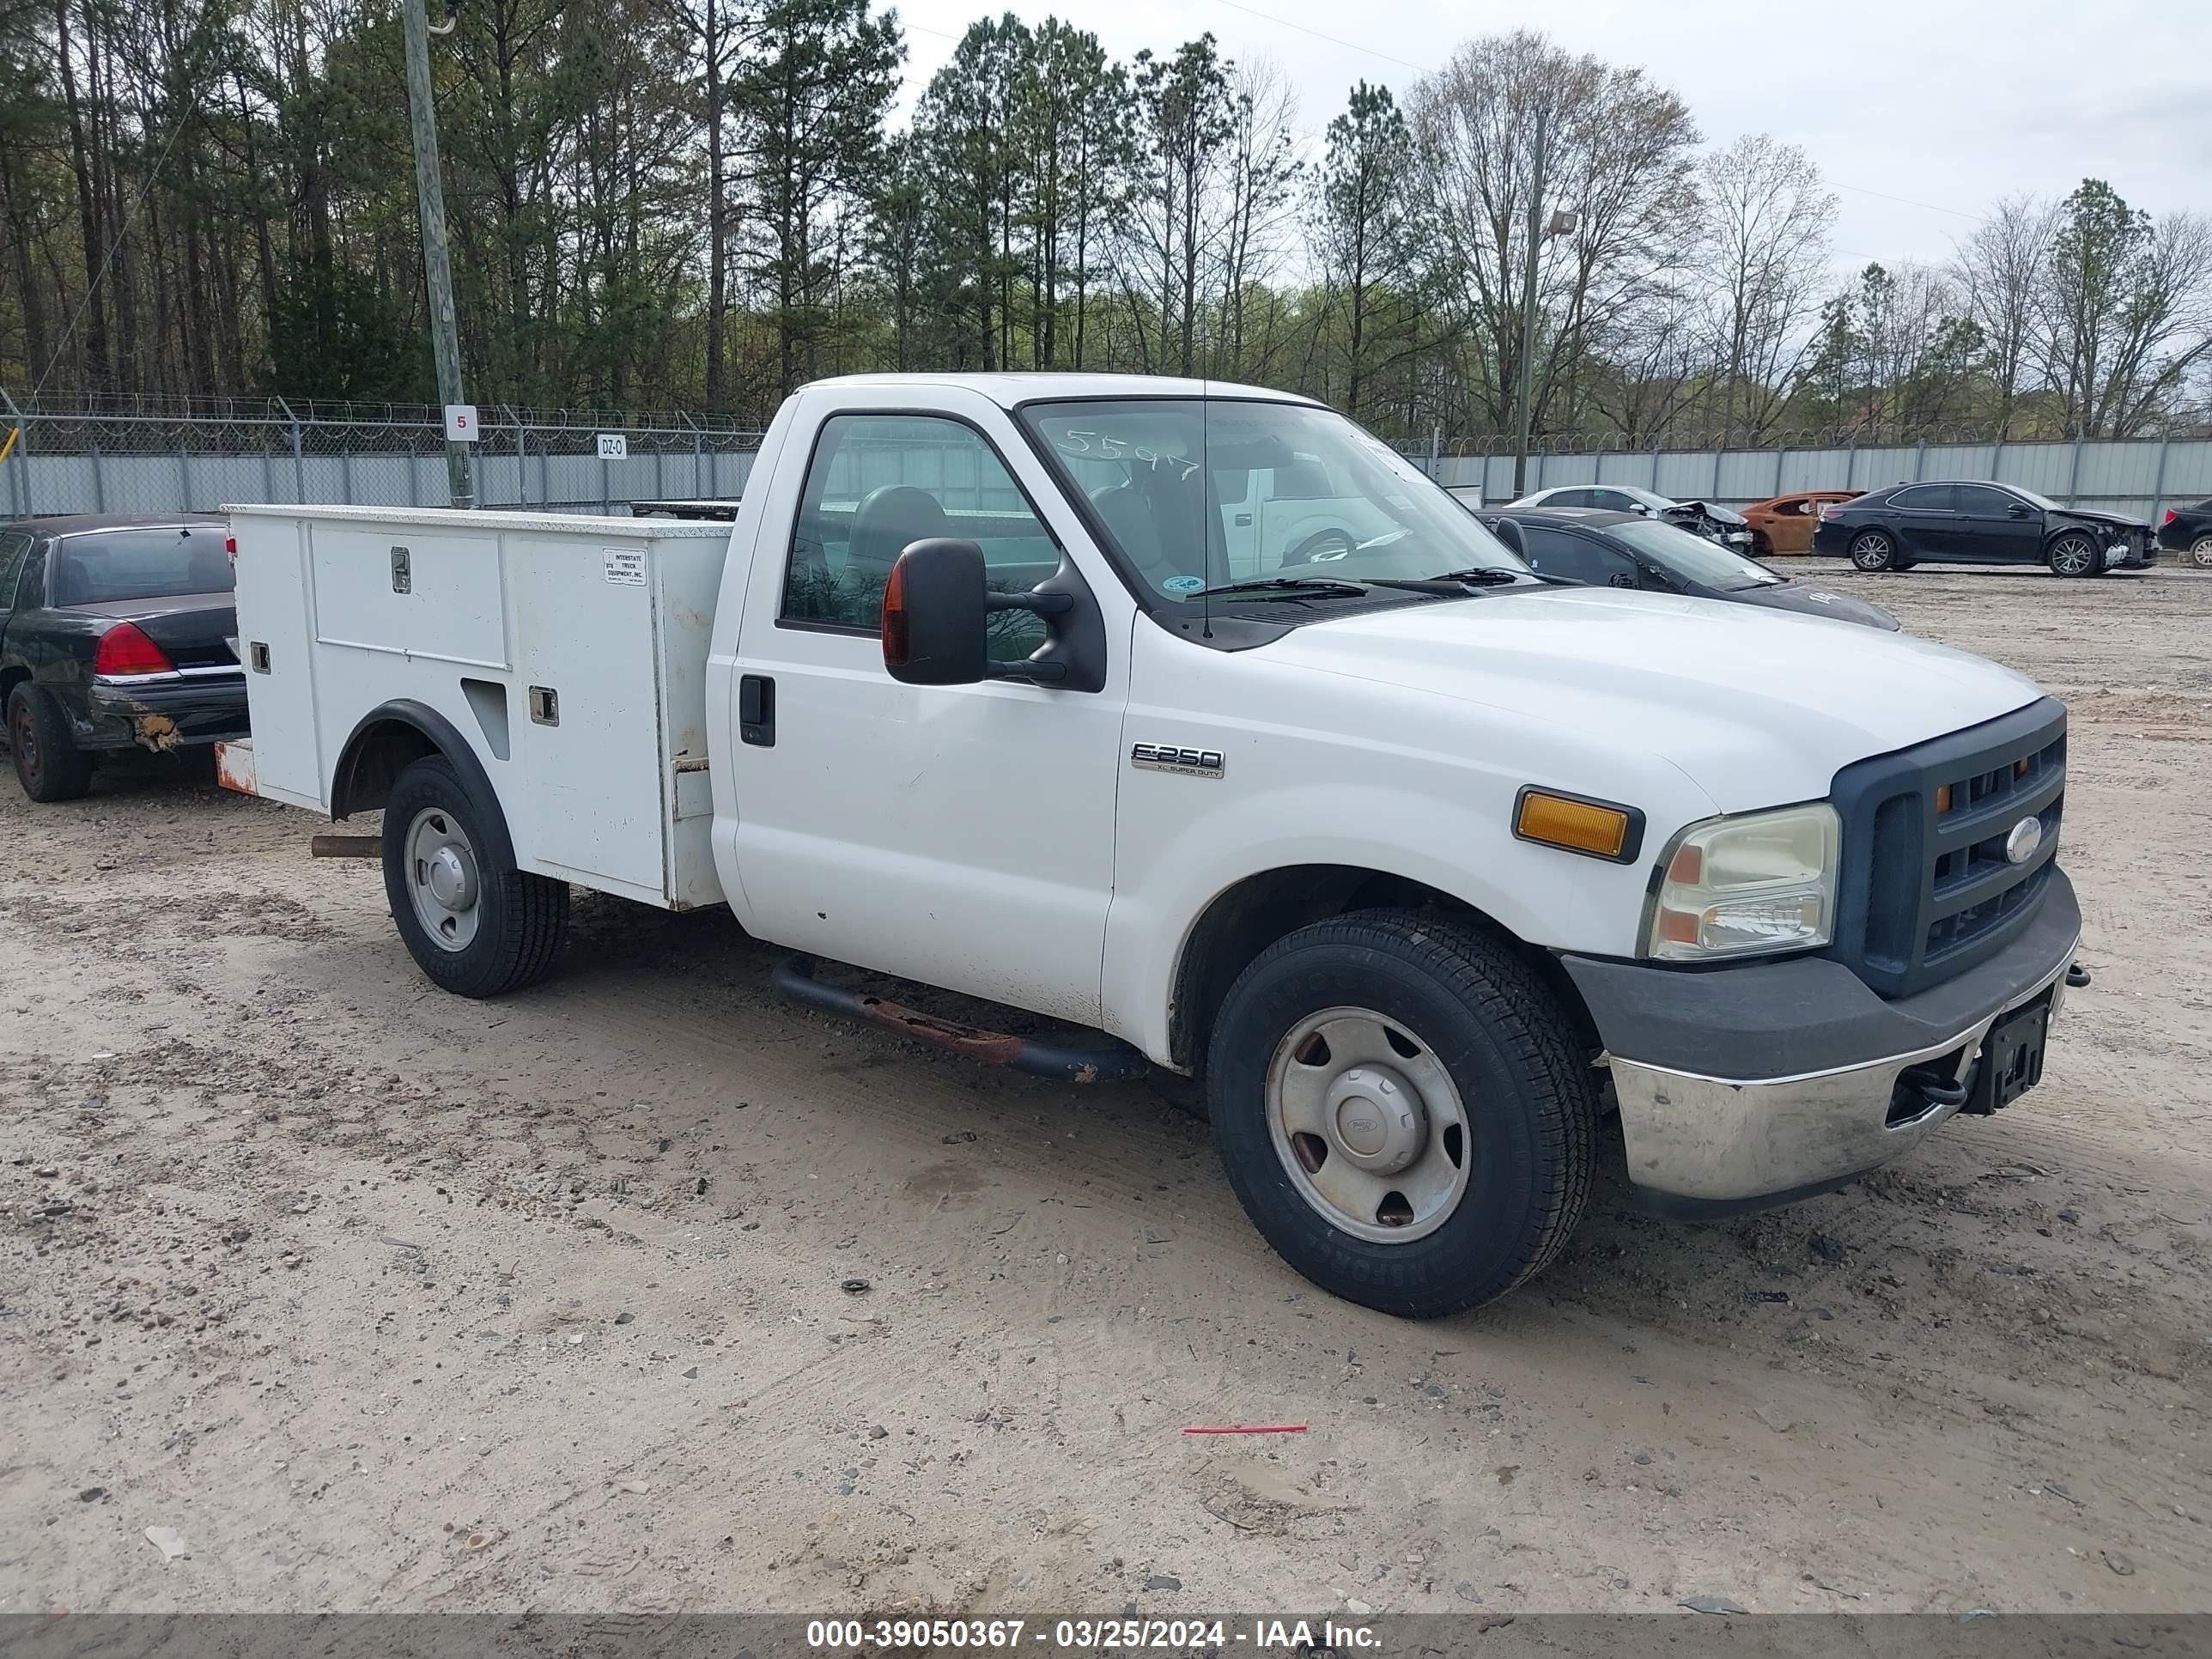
[2004,817,2043,865]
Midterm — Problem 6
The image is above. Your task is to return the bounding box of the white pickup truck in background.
[219,373,2080,1317]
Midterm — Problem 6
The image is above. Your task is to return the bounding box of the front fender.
[1101,775,1715,1066]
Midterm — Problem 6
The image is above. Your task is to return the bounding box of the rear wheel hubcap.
[405,808,482,951]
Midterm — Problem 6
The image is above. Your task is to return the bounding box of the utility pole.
[1511,100,1549,501]
[401,0,474,508]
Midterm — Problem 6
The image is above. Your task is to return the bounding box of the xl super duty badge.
[1131,742,1224,780]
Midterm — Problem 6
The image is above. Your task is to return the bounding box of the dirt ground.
[3,562,2208,1621]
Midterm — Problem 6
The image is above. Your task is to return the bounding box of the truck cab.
[223,374,2080,1319]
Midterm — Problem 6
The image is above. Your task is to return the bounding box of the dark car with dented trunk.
[0,513,245,801]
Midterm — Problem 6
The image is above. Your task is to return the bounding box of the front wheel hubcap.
[1266,1007,1472,1243]
[405,807,481,951]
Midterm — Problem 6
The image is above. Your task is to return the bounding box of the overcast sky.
[891,0,2211,277]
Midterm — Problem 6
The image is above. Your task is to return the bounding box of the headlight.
[1644,802,1840,961]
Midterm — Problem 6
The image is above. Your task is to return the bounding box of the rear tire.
[2046,531,2098,578]
[1206,909,1597,1318]
[6,685,94,803]
[2192,535,2212,570]
[1849,531,1897,572]
[381,755,568,997]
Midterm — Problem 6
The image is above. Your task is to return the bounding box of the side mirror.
[882,538,1076,687]
[1607,571,1638,590]
[882,538,989,685]
[2008,503,2031,519]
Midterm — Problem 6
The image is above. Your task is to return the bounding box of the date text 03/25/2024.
[805,1617,1381,1650]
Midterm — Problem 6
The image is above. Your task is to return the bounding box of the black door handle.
[738,674,775,747]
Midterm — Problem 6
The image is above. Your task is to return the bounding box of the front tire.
[1206,910,1597,1318]
[1849,531,1898,572]
[6,686,94,803]
[2190,534,2212,569]
[381,755,568,997]
[2047,531,2098,578]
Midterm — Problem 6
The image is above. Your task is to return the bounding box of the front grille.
[1826,697,2066,998]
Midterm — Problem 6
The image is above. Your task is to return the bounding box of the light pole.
[401,0,475,508]
[1511,104,1575,501]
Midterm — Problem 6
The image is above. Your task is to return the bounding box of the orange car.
[1742,489,1863,555]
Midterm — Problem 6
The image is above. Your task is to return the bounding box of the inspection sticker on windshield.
[604,548,647,586]
[1160,574,1207,595]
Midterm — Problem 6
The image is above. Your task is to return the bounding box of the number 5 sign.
[443,404,479,442]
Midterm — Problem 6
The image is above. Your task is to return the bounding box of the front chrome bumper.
[1608,936,2076,1208]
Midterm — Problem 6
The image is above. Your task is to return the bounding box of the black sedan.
[1811,481,2155,576]
[1477,507,1900,629]
[1,514,246,801]
[2159,497,2212,568]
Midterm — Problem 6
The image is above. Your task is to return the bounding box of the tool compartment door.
[508,536,667,895]
[228,511,326,809]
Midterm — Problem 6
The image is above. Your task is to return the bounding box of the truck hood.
[1270,586,2044,812]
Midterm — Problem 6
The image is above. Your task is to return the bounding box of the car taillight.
[1818,503,1844,521]
[2165,509,2178,526]
[94,622,174,678]
[225,534,238,558]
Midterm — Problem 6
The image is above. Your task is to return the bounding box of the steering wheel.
[1284,527,1357,565]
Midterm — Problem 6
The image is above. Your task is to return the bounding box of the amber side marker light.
[1514,787,1643,863]
[880,559,911,668]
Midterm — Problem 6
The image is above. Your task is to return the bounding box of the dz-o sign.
[596,434,629,460]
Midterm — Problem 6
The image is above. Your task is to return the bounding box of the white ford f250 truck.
[218,374,2079,1317]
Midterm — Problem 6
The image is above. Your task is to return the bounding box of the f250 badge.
[1132,742,1224,780]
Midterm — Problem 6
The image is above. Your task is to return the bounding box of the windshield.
[2008,485,2063,512]
[1018,398,1530,604]
[1608,519,1784,592]
[1619,486,1676,510]
[54,526,232,605]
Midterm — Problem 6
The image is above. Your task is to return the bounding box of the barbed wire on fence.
[1396,413,2212,458]
[6,386,2208,520]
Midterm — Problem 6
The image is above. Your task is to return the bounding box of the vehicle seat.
[845,485,951,587]
[1091,483,1167,579]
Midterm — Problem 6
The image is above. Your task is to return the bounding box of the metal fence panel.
[7,396,2209,525]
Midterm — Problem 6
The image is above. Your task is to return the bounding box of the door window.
[14,540,46,610]
[1521,525,1639,586]
[1888,485,1954,511]
[1588,488,1638,511]
[1544,487,1595,508]
[0,534,33,615]
[781,415,1060,647]
[1954,485,2020,519]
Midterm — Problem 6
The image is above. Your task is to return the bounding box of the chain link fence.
[0,392,763,520]
[1392,427,2212,521]
[7,391,2210,524]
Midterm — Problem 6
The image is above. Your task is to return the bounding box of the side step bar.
[771,956,1149,1084]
